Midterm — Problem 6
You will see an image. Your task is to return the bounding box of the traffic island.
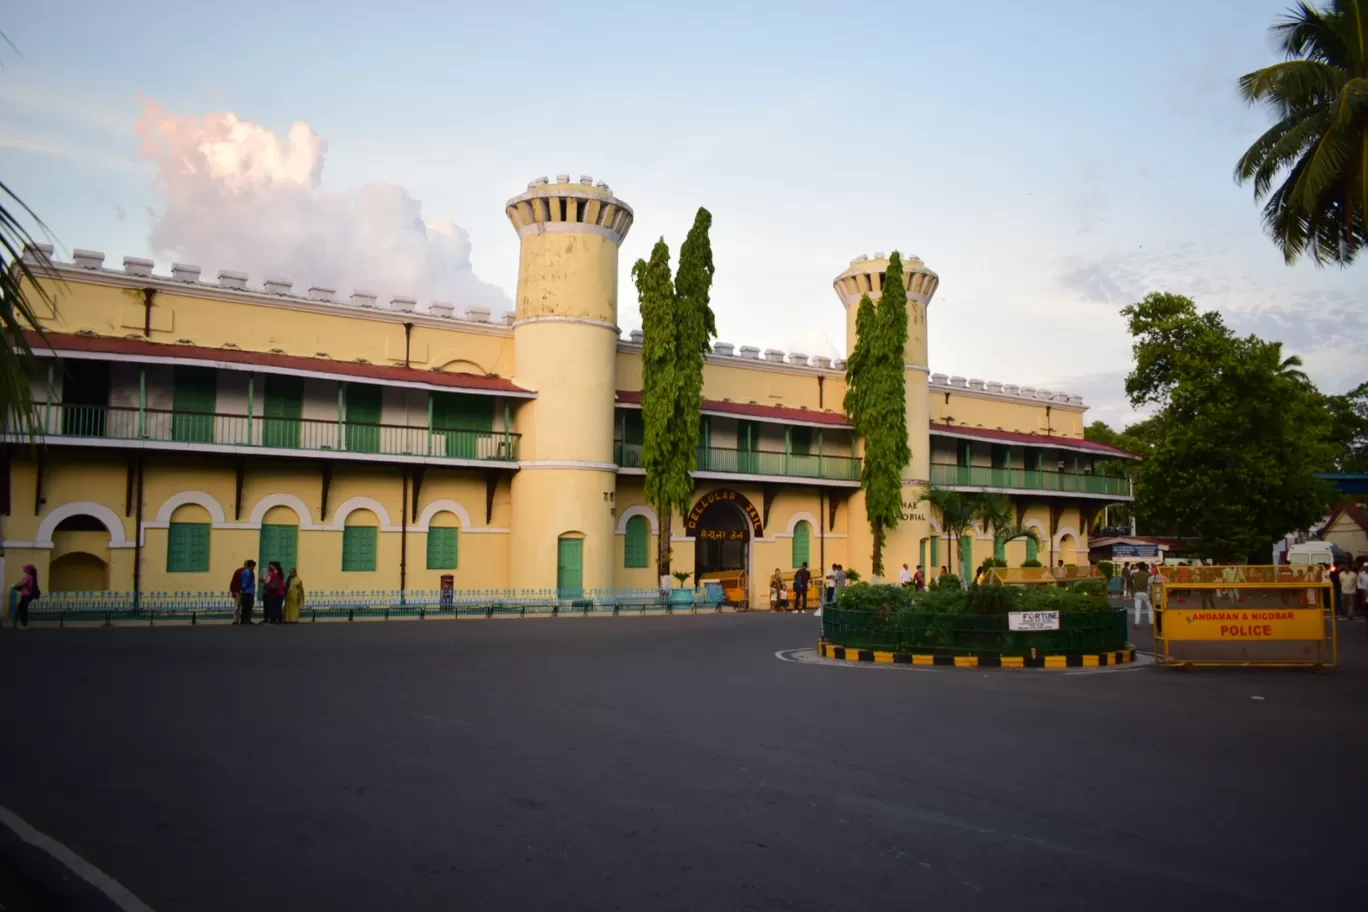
[819,583,1134,670]
[816,639,1137,668]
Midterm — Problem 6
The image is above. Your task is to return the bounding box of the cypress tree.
[843,253,912,577]
[632,208,717,577]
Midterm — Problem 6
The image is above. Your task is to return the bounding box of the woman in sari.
[284,567,304,624]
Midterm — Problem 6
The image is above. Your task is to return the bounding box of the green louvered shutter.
[432,392,493,459]
[263,375,303,449]
[342,526,377,571]
[624,516,648,568]
[172,367,217,443]
[426,527,459,570]
[345,384,382,454]
[167,523,211,572]
[792,521,811,568]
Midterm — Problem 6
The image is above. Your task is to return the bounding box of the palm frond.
[1238,59,1345,109]
[1271,1,1349,63]
[0,179,58,437]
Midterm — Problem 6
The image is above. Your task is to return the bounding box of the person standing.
[769,568,785,612]
[284,568,304,624]
[913,565,926,591]
[825,563,837,607]
[1356,560,1367,620]
[833,564,848,600]
[1337,562,1358,620]
[233,559,257,625]
[1130,562,1153,626]
[899,563,912,587]
[10,563,39,629]
[263,561,286,624]
[794,562,811,614]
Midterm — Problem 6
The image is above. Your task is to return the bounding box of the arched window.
[1026,536,1039,563]
[624,515,649,568]
[427,512,460,570]
[167,503,212,573]
[994,536,1006,562]
[960,535,973,579]
[342,509,379,572]
[791,520,811,568]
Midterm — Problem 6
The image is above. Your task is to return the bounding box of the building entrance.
[687,489,764,607]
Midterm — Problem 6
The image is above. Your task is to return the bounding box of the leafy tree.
[1121,292,1335,560]
[843,252,911,577]
[631,209,717,577]
[974,492,1039,559]
[1234,0,1368,265]
[917,487,978,576]
[2,180,55,437]
[1326,381,1368,471]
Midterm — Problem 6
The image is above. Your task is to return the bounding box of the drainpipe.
[132,455,144,609]
[400,468,409,600]
[141,288,156,337]
[403,323,414,368]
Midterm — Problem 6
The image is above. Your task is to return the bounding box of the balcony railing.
[23,403,520,463]
[931,463,1130,496]
[616,441,861,482]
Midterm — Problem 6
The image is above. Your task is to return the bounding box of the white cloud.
[133,101,510,314]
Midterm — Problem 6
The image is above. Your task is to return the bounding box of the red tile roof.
[929,422,1139,459]
[615,390,851,427]
[27,332,533,396]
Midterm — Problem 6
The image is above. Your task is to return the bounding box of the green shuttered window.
[792,520,811,568]
[342,526,378,571]
[345,384,382,454]
[259,524,299,576]
[427,527,459,570]
[432,392,493,459]
[624,515,649,568]
[1026,537,1039,562]
[172,366,217,443]
[166,522,210,572]
[263,375,303,449]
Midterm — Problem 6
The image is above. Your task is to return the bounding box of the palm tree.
[973,493,1039,576]
[917,487,978,577]
[1,179,54,436]
[1234,0,1368,266]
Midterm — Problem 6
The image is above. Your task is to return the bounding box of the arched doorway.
[687,489,764,603]
[49,514,112,591]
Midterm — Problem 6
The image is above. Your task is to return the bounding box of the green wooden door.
[557,537,584,598]
[738,420,759,474]
[263,375,303,449]
[345,384,382,453]
[172,366,217,443]
[432,392,493,459]
[259,524,299,576]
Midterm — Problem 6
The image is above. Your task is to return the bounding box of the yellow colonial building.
[2,174,1133,606]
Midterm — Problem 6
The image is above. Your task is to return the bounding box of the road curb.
[817,640,1137,669]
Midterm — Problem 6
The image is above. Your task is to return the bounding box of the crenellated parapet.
[504,174,634,247]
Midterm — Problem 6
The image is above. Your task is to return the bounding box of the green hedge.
[835,582,1110,616]
[821,603,1128,655]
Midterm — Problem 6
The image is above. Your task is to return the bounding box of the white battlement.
[22,245,516,328]
[929,372,1085,408]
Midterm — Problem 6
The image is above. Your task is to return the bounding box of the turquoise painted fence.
[8,587,724,625]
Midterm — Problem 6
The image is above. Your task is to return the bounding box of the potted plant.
[669,570,695,605]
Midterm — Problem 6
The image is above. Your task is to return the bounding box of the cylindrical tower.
[832,252,939,576]
[506,174,634,594]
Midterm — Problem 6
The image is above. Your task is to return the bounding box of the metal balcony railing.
[615,440,861,482]
[930,463,1130,496]
[23,403,520,463]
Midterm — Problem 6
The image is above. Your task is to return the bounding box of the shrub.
[1021,559,1043,568]
[907,586,970,614]
[1098,560,1115,579]
[1018,587,1110,615]
[836,583,911,614]
[1068,579,1109,597]
[964,584,1018,615]
[844,568,862,583]
[936,573,962,590]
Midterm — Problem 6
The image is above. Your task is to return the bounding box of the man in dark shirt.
[794,562,811,614]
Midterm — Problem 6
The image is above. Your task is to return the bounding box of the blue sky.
[3,0,1364,427]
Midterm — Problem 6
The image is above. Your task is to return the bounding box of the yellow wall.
[931,390,1085,438]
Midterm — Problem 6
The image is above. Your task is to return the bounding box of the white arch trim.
[775,511,819,538]
[615,504,659,536]
[248,493,316,527]
[1054,526,1080,548]
[415,499,473,532]
[153,490,228,525]
[35,501,132,548]
[329,496,397,531]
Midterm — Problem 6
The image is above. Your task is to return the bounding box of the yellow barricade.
[1155,565,1337,668]
[988,566,1104,587]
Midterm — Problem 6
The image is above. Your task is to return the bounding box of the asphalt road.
[2,614,1365,911]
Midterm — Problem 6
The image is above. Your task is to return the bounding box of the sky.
[2,0,1364,430]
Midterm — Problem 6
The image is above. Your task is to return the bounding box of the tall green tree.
[974,493,1039,565]
[1327,380,1368,471]
[843,252,911,577]
[631,208,717,577]
[917,487,978,576]
[1122,292,1335,560]
[2,180,55,436]
[1234,0,1368,265]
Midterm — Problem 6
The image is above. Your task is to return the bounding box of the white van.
[1286,541,1335,566]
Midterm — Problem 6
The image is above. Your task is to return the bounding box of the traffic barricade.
[1154,565,1337,668]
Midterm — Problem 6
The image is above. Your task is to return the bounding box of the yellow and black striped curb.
[817,640,1137,669]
